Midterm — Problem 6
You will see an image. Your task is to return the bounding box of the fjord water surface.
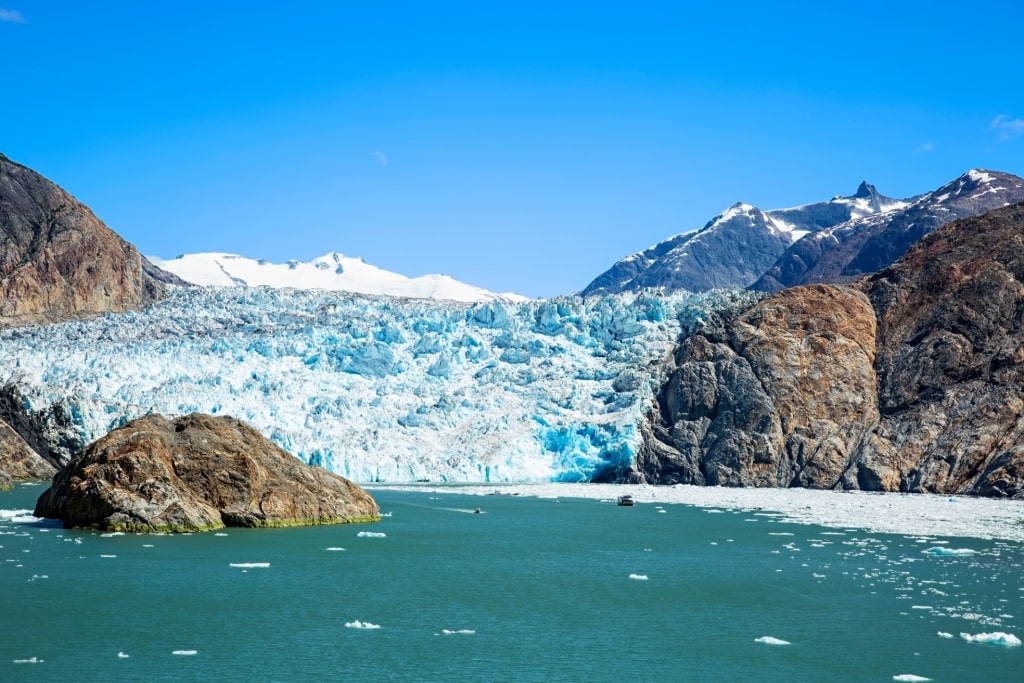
[2,484,1021,682]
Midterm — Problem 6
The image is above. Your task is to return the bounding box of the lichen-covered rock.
[0,153,181,328]
[34,413,380,531]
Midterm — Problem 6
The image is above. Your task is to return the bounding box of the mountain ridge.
[584,169,1024,297]
[582,180,907,296]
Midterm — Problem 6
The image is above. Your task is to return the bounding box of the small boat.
[616,495,634,507]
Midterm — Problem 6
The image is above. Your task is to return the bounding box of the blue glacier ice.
[0,287,758,483]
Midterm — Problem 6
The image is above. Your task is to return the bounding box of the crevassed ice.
[0,287,756,483]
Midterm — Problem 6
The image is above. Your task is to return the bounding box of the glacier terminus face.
[1,287,758,483]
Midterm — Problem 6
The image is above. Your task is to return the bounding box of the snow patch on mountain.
[148,252,526,303]
[1,287,758,483]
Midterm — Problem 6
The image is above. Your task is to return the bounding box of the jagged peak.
[854,181,878,199]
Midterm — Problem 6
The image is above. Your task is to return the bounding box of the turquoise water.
[1,483,1021,682]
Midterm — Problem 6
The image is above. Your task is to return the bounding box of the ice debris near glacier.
[0,286,756,483]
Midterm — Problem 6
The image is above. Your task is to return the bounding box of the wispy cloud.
[373,151,388,167]
[914,142,935,154]
[0,8,25,23]
[990,114,1024,142]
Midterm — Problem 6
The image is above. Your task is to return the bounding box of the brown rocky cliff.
[634,285,885,489]
[864,201,1024,497]
[34,413,381,531]
[0,152,179,328]
[636,202,1024,498]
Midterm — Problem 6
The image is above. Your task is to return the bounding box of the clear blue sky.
[3,2,1023,298]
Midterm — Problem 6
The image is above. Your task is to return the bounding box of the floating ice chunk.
[440,629,476,635]
[357,532,387,538]
[229,562,270,568]
[142,544,154,548]
[937,632,954,639]
[629,574,648,581]
[100,532,125,537]
[0,509,43,524]
[345,620,381,629]
[959,632,1021,646]
[172,650,198,655]
[892,675,931,681]
[754,636,790,645]
[13,656,43,663]
[923,547,977,556]
[326,547,346,551]
[100,554,117,558]
[117,652,130,658]
[769,532,794,536]
[214,533,228,537]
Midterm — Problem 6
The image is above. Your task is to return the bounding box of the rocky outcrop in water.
[0,153,182,328]
[35,413,381,531]
[634,202,1024,498]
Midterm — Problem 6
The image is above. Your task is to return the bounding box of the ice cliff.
[0,287,757,483]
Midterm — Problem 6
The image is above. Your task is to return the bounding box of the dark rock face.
[865,201,1024,497]
[0,382,85,469]
[0,153,178,328]
[0,418,57,482]
[35,413,381,531]
[753,170,1024,292]
[636,202,1024,498]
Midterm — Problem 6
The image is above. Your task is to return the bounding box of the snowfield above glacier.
[1,287,758,483]
[148,251,528,303]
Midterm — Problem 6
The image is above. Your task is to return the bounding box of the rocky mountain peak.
[854,181,878,199]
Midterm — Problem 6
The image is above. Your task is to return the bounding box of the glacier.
[0,286,757,483]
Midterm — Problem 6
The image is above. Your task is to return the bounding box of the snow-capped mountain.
[148,251,527,303]
[582,181,905,296]
[752,169,1024,291]
[0,287,758,483]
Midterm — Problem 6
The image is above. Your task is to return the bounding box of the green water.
[1,483,1021,682]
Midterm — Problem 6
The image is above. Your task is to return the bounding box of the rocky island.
[34,413,380,532]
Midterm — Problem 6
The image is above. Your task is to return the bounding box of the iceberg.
[754,636,790,645]
[959,632,1021,646]
[0,286,756,483]
[922,547,978,556]
[345,620,380,629]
